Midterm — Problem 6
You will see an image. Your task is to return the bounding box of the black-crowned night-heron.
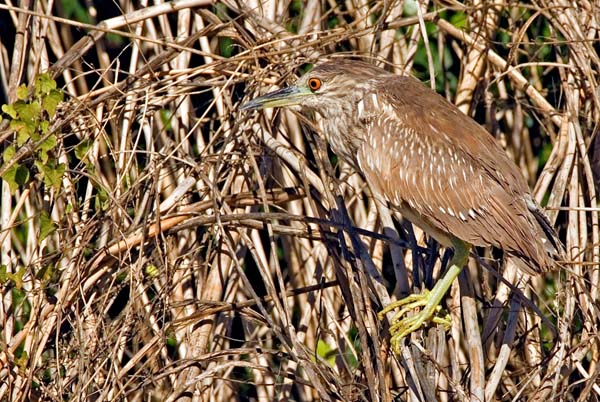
[241,59,561,351]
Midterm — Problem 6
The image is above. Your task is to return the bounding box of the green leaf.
[38,134,57,164]
[403,0,417,16]
[40,120,49,134]
[219,37,234,58]
[0,265,7,283]
[166,335,177,348]
[29,124,41,142]
[35,263,55,282]
[16,84,28,100]
[10,120,32,146]
[35,73,57,97]
[290,0,302,14]
[159,109,173,131]
[42,89,63,117]
[2,164,29,193]
[116,271,128,282]
[13,100,41,122]
[39,211,57,241]
[49,162,66,190]
[15,165,29,186]
[450,12,467,29]
[11,266,26,289]
[2,104,17,119]
[106,32,124,46]
[1,166,18,193]
[35,160,65,190]
[327,17,339,29]
[84,161,96,174]
[316,339,337,366]
[62,0,92,23]
[145,264,160,278]
[15,350,27,367]
[95,187,109,211]
[75,139,92,160]
[3,145,16,162]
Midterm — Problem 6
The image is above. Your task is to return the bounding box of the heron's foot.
[378,291,451,353]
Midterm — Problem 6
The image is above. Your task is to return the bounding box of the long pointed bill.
[241,85,310,111]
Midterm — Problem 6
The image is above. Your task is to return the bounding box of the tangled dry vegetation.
[0,0,599,401]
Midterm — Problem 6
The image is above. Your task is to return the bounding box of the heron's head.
[241,60,390,115]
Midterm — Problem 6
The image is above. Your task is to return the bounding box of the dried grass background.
[0,0,599,401]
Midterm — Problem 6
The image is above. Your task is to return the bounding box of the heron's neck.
[316,97,364,167]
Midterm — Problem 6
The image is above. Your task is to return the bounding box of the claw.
[378,290,431,322]
[379,291,452,352]
[379,241,471,354]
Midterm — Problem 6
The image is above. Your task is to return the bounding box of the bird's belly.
[393,201,456,247]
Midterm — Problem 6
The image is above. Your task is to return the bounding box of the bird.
[241,59,562,352]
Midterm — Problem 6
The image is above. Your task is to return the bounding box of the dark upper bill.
[240,85,310,111]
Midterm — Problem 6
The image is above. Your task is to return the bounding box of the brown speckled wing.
[356,76,553,274]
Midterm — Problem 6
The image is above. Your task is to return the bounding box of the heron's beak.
[241,85,311,111]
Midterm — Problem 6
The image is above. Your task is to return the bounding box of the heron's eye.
[308,78,322,92]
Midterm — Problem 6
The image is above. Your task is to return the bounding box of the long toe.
[380,291,452,348]
[378,291,430,319]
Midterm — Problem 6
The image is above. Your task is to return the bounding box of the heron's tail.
[528,200,565,270]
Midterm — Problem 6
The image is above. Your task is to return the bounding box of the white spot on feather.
[450,175,456,190]
[357,99,365,117]
[371,93,379,108]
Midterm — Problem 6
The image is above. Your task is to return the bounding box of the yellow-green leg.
[379,241,471,353]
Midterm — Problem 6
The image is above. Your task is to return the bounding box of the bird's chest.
[318,114,363,168]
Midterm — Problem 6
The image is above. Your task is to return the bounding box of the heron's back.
[342,75,561,273]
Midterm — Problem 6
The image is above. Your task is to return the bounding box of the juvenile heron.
[241,60,561,350]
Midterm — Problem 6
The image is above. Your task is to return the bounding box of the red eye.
[308,77,322,91]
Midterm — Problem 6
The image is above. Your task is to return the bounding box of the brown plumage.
[242,59,562,342]
[349,69,559,274]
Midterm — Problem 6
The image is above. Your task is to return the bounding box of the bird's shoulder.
[370,76,490,146]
